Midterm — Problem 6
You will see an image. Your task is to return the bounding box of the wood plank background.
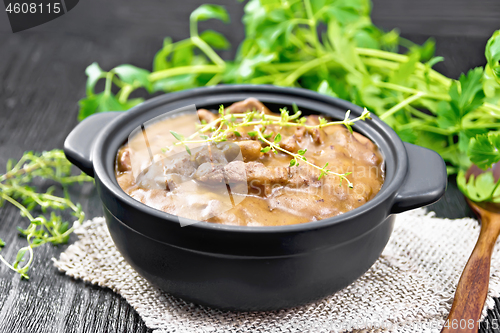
[0,0,499,332]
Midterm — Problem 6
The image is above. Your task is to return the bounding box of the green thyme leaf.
[274,133,282,143]
[264,131,274,139]
[14,248,28,267]
[170,130,185,141]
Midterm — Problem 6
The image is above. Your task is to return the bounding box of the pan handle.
[391,142,447,214]
[64,112,122,177]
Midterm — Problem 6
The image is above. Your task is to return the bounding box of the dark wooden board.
[0,0,499,332]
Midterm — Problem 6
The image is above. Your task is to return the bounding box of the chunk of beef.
[163,155,196,177]
[235,140,262,162]
[279,135,298,153]
[293,127,306,142]
[193,145,228,166]
[215,142,241,162]
[117,147,132,172]
[193,163,225,185]
[244,162,288,186]
[223,161,247,184]
[305,115,326,144]
[227,98,273,115]
[197,109,217,124]
[194,160,324,191]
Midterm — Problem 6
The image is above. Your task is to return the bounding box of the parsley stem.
[206,73,223,86]
[484,102,500,114]
[488,177,500,201]
[148,65,224,82]
[258,62,304,71]
[356,47,408,62]
[191,36,226,68]
[356,47,452,86]
[104,72,114,95]
[362,57,399,70]
[463,123,500,129]
[404,105,436,121]
[118,84,134,104]
[111,76,126,89]
[380,92,425,120]
[398,123,453,135]
[303,0,322,53]
[281,54,338,85]
[373,81,451,101]
[250,74,287,84]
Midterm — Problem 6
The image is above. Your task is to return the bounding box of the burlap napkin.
[53,209,500,333]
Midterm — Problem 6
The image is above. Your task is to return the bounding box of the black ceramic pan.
[64,85,447,311]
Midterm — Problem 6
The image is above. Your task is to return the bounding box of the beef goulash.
[115,98,384,226]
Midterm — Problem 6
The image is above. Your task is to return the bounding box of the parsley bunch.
[78,0,500,198]
[0,150,92,278]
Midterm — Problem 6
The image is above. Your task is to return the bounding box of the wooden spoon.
[441,164,500,333]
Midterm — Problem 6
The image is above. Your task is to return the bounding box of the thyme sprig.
[0,150,92,279]
[166,106,371,187]
[255,128,353,187]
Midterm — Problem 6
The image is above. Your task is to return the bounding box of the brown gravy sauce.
[115,100,384,226]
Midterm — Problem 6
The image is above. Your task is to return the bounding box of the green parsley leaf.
[85,62,104,95]
[485,30,500,85]
[457,170,500,203]
[200,30,231,50]
[113,65,153,93]
[437,67,485,129]
[190,4,230,24]
[467,133,500,170]
[153,37,173,72]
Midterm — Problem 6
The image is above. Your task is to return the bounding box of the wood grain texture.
[0,0,499,332]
